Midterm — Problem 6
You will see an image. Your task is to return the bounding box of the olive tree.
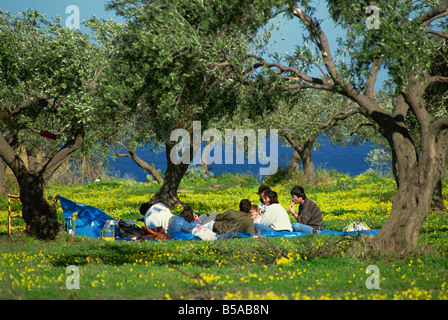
[246,0,448,252]
[0,10,106,239]
[93,0,279,208]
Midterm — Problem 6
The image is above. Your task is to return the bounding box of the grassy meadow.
[1,171,447,300]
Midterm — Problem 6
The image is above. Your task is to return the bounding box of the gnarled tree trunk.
[0,129,84,240]
[430,131,448,211]
[369,86,448,252]
[371,137,437,251]
[431,178,446,211]
[298,138,318,186]
[282,132,318,186]
[147,142,189,209]
[19,173,59,239]
[287,149,301,174]
[0,158,9,198]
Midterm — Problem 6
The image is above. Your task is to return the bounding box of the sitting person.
[255,190,292,232]
[139,202,173,230]
[168,205,202,233]
[257,184,271,214]
[288,186,324,233]
[249,204,262,223]
[203,199,255,235]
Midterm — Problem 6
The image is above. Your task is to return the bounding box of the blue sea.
[109,135,373,182]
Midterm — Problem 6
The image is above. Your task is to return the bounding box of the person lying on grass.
[168,205,202,233]
[139,203,201,233]
[254,190,293,232]
[202,199,255,235]
[139,202,173,231]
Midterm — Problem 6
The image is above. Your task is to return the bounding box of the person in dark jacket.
[288,186,324,233]
[211,199,255,235]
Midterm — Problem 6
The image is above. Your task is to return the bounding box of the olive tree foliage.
[266,90,361,186]
[90,0,282,208]
[84,16,166,184]
[217,89,362,186]
[246,0,448,252]
[0,10,106,239]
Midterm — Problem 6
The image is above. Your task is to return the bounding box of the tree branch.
[270,8,288,20]
[350,122,374,136]
[90,66,107,93]
[111,143,132,158]
[311,103,359,129]
[419,0,448,27]
[391,93,409,122]
[365,60,381,100]
[247,54,311,80]
[280,129,303,153]
[291,56,328,79]
[421,11,448,27]
[4,96,53,119]
[41,127,85,183]
[432,116,448,135]
[246,54,335,91]
[427,75,448,85]
[0,133,28,179]
[283,82,334,91]
[248,3,387,123]
[423,29,448,40]
[291,4,341,84]
[111,142,164,184]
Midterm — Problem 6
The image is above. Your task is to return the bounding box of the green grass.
[1,172,448,300]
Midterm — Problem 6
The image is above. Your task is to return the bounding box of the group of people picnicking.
[139,185,324,237]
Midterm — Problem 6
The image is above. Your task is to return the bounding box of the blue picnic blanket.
[58,196,378,240]
[144,229,379,241]
[59,196,115,238]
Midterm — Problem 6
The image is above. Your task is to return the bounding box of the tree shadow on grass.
[50,238,218,268]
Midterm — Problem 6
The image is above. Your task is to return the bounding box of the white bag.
[343,221,370,232]
[192,225,217,241]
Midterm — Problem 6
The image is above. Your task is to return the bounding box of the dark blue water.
[109,135,372,182]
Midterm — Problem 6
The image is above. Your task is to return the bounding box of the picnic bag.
[192,225,217,241]
[139,226,172,240]
[117,219,142,239]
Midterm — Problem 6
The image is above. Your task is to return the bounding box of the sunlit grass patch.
[1,172,447,300]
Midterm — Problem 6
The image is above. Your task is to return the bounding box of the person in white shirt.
[254,190,292,232]
[139,202,173,230]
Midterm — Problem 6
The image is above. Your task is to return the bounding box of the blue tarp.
[144,229,379,241]
[59,196,115,238]
[58,196,379,241]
